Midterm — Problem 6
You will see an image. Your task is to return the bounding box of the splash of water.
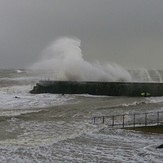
[31,37,132,82]
[130,68,153,82]
[153,69,162,82]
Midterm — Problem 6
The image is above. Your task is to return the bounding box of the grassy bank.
[125,125,163,134]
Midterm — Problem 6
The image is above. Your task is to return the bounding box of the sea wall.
[30,80,163,96]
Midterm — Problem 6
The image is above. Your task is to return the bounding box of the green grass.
[125,125,163,134]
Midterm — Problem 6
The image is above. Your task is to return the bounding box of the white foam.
[146,96,163,104]
[16,69,24,73]
[0,85,74,111]
[75,94,111,98]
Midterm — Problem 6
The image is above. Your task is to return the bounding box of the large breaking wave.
[31,37,132,82]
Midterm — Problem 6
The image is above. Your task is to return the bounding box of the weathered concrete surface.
[30,80,163,96]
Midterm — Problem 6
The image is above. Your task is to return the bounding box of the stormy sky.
[0,0,163,69]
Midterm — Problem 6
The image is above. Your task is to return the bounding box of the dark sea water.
[0,69,163,162]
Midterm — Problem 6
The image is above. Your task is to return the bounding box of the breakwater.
[30,80,163,96]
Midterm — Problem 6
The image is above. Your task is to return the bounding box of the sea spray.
[129,68,153,82]
[154,69,162,82]
[31,37,132,82]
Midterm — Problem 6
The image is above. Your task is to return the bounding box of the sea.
[0,69,163,163]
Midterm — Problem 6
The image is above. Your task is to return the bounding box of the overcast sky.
[0,0,163,69]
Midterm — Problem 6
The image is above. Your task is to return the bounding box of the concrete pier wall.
[30,80,163,96]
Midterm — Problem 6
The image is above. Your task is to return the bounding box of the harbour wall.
[30,80,163,96]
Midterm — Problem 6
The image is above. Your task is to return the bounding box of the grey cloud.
[0,0,163,69]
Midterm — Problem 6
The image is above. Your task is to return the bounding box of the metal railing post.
[93,117,96,124]
[122,115,125,128]
[145,113,147,126]
[157,112,160,125]
[112,116,114,127]
[133,114,135,129]
[102,116,105,124]
[92,111,163,127]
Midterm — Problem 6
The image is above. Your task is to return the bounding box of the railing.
[93,111,163,128]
